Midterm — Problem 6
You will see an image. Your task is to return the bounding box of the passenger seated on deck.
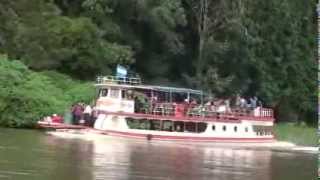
[42,116,52,123]
[205,100,212,106]
[190,99,197,107]
[217,105,226,113]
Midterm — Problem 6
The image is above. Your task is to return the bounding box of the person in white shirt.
[83,104,92,126]
[240,97,246,108]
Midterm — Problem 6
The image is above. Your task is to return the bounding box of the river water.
[0,128,317,180]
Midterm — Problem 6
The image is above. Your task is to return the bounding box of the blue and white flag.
[116,65,127,77]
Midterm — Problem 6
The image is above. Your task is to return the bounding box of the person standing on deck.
[91,106,98,127]
[151,96,158,114]
[225,98,231,113]
[250,96,257,109]
[72,103,83,125]
[235,94,241,107]
[258,99,263,107]
[83,104,92,126]
[240,97,246,108]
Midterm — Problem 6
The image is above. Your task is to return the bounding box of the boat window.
[252,125,272,136]
[197,123,207,133]
[121,90,133,100]
[100,89,108,97]
[222,125,226,131]
[212,125,216,131]
[109,88,120,98]
[121,90,126,99]
[245,127,248,132]
[234,126,237,132]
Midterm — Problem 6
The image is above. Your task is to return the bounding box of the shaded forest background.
[0,0,317,127]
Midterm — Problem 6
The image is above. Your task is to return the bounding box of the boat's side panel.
[93,114,274,142]
[94,114,129,130]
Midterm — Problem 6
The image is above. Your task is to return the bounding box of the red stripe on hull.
[103,130,275,143]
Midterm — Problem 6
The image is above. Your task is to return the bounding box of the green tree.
[241,0,317,123]
[0,0,134,79]
[0,55,95,127]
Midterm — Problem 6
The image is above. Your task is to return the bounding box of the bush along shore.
[273,122,317,146]
[0,55,95,128]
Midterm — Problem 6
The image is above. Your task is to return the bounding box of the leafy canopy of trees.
[0,55,94,127]
[0,0,317,125]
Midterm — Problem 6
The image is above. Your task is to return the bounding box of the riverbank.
[273,123,317,146]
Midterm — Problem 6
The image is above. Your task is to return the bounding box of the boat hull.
[37,122,275,143]
[103,129,275,143]
[91,113,275,143]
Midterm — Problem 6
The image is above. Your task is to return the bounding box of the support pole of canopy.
[200,92,203,105]
[172,121,175,131]
[160,120,163,131]
[169,90,172,103]
[184,122,186,132]
[187,92,190,103]
[195,122,198,133]
[151,90,154,113]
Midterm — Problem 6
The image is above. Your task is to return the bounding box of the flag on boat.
[116,65,127,77]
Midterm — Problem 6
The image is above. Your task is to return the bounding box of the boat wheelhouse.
[93,76,275,142]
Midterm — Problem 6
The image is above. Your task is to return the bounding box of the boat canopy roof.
[95,75,203,95]
[95,83,203,95]
[147,85,203,95]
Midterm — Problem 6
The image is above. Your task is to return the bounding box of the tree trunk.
[196,0,208,79]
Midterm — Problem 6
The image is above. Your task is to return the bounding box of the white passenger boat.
[91,76,274,143]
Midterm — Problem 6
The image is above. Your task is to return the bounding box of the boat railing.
[259,108,273,117]
[96,76,142,85]
[139,102,273,121]
[152,103,175,116]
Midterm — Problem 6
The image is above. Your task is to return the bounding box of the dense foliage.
[0,0,317,125]
[0,55,94,127]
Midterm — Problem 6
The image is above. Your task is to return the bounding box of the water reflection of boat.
[89,137,272,180]
[39,75,275,143]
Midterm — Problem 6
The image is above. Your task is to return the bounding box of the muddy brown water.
[0,128,317,180]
